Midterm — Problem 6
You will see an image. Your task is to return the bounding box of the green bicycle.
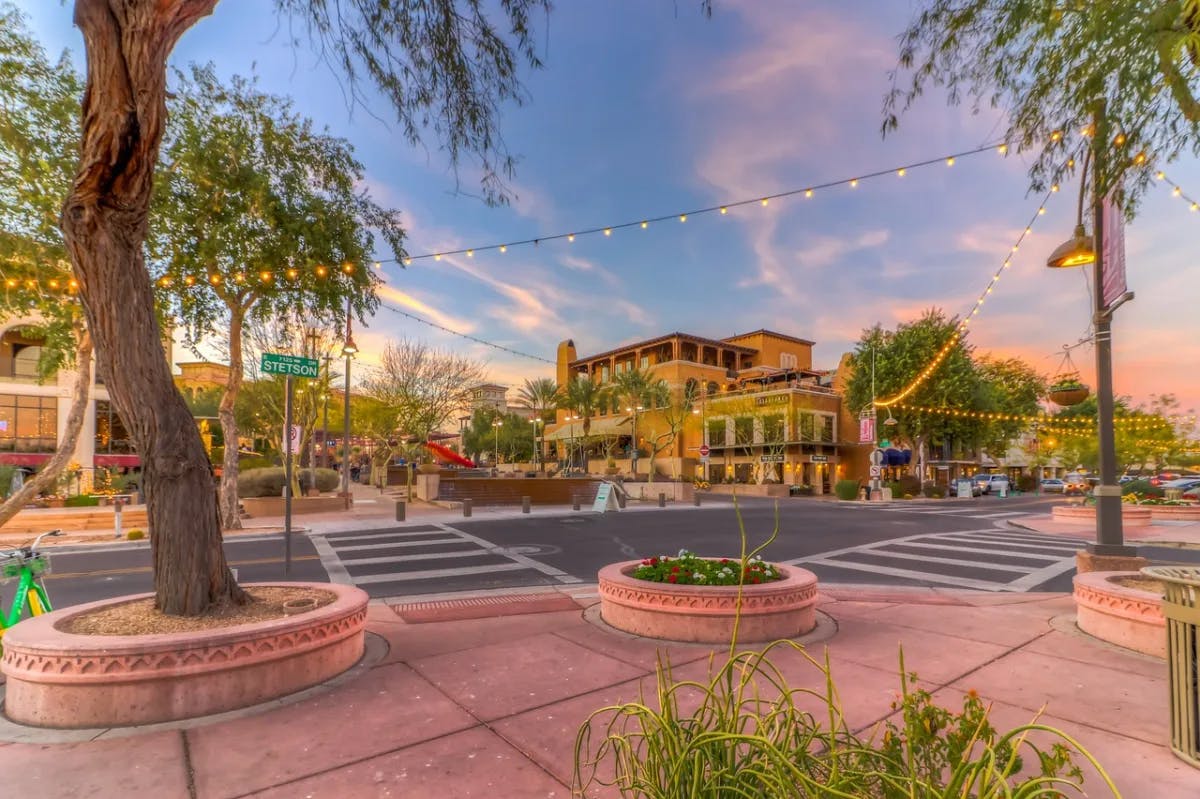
[0,529,63,643]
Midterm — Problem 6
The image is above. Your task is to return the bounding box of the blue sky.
[21,1,1200,414]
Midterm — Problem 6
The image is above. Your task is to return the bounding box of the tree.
[58,0,548,615]
[515,377,559,470]
[845,310,980,481]
[641,378,698,483]
[559,375,603,469]
[150,64,398,530]
[0,6,94,522]
[885,1,1200,208]
[361,339,487,455]
[972,357,1047,465]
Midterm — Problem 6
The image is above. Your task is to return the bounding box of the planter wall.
[239,495,348,517]
[1052,504,1153,527]
[1148,505,1200,522]
[0,582,368,728]
[706,483,793,498]
[1073,571,1164,658]
[598,560,819,644]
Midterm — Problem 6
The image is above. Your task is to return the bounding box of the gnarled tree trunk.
[60,0,246,614]
[0,326,93,526]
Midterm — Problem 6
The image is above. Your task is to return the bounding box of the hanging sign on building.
[759,454,785,463]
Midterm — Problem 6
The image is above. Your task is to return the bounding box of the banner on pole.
[1101,191,1127,309]
[858,415,875,444]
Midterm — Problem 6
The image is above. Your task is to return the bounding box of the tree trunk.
[217,304,245,529]
[0,327,93,526]
[60,0,246,615]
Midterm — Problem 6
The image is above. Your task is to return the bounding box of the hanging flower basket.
[1048,379,1090,406]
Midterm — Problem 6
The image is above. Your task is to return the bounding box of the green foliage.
[461,407,535,463]
[126,529,146,541]
[515,377,560,423]
[1049,375,1088,392]
[0,465,14,496]
[238,456,275,471]
[884,0,1200,211]
[631,551,783,586]
[64,494,100,507]
[299,468,340,493]
[1122,479,1164,498]
[834,479,861,500]
[1016,473,1038,492]
[924,483,947,499]
[238,467,287,498]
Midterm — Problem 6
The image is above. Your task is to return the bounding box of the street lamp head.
[341,335,358,356]
[1046,224,1095,269]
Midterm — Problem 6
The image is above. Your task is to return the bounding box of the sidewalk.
[1,585,1194,797]
[1012,514,1200,547]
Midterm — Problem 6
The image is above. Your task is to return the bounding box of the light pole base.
[1077,547,1146,575]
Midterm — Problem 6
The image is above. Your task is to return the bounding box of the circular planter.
[598,560,819,644]
[0,582,368,729]
[1148,505,1200,522]
[1051,504,1153,527]
[1049,386,1090,406]
[1073,571,1164,658]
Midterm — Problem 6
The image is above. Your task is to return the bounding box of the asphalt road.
[16,494,1200,608]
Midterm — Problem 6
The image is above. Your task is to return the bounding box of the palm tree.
[559,374,602,472]
[612,368,654,475]
[516,377,559,471]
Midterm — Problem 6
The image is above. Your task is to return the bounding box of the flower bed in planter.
[598,560,818,644]
[1073,570,1164,658]
[0,582,368,728]
[1051,504,1153,527]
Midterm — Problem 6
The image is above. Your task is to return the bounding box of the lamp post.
[692,388,708,482]
[340,299,357,500]
[1045,102,1136,561]
[532,417,543,471]
[321,356,331,467]
[492,417,502,465]
[305,329,320,493]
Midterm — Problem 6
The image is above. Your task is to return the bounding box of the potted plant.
[604,456,619,476]
[1048,373,1090,406]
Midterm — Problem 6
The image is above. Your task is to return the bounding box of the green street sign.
[879,439,892,448]
[261,352,320,378]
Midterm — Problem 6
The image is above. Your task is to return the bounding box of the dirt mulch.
[1110,576,1165,595]
[60,586,337,636]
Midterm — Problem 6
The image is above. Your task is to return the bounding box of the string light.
[892,403,1175,430]
[1158,172,1200,214]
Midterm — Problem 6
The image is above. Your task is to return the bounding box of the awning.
[95,454,141,468]
[544,415,631,441]
[0,453,51,467]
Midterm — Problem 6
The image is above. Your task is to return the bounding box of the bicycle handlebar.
[29,529,63,552]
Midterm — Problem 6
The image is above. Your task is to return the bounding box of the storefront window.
[94,399,133,453]
[0,394,56,451]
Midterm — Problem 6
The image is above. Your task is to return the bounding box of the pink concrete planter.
[1073,571,1164,658]
[598,560,819,644]
[1,582,368,728]
[1052,504,1153,527]
[1148,505,1200,522]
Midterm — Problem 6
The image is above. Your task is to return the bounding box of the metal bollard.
[658,492,666,508]
[522,496,531,514]
[617,492,626,509]
[463,498,473,517]
[572,499,580,511]
[693,493,701,507]
[395,501,406,522]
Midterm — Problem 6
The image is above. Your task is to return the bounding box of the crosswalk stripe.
[324,529,449,543]
[931,534,1081,554]
[340,549,494,567]
[883,540,1062,561]
[331,536,464,553]
[350,562,531,585]
[837,548,1033,573]
[803,558,1015,591]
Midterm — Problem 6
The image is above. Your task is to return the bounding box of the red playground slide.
[423,440,475,468]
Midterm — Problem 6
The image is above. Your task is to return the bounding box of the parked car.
[1063,473,1089,495]
[1040,478,1066,493]
[1160,477,1200,492]
[969,474,990,496]
[985,474,1011,494]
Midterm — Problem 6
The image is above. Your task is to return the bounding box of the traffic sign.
[869,449,884,466]
[261,352,320,378]
[869,465,882,478]
[699,444,710,457]
[288,425,303,452]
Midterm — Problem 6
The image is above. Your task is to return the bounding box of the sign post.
[263,352,319,577]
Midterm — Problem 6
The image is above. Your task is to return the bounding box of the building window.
[780,352,797,369]
[95,399,133,453]
[601,365,609,383]
[0,393,56,452]
[640,355,649,369]
[820,415,835,443]
[707,419,727,447]
[763,414,785,443]
[798,412,816,441]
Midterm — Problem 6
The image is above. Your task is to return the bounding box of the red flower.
[720,558,729,564]
[649,557,659,566]
[751,577,761,584]
[671,565,680,573]
[668,575,678,583]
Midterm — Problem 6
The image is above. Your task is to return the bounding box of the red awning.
[94,454,141,468]
[0,453,52,467]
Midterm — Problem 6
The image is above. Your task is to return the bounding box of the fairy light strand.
[1156,170,1200,214]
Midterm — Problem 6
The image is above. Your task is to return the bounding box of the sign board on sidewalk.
[261,352,320,378]
[956,479,973,499]
[811,454,828,463]
[592,481,620,513]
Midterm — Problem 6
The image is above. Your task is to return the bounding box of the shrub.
[298,468,340,493]
[895,474,922,496]
[834,479,861,500]
[923,482,946,498]
[65,494,101,507]
[1016,473,1038,492]
[126,528,146,541]
[238,456,275,471]
[1121,479,1163,498]
[238,467,287,497]
[632,551,782,586]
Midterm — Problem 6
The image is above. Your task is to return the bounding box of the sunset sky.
[23,2,1200,417]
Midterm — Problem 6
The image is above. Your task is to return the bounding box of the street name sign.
[811,454,828,463]
[261,352,320,378]
[759,454,785,463]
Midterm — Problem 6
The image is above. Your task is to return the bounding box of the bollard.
[395,501,406,522]
[658,492,666,508]
[693,493,701,507]
[113,496,124,539]
[463,498,473,517]
[617,492,626,509]
[572,499,580,511]
[522,496,531,514]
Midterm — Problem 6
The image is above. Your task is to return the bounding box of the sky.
[20,1,1200,416]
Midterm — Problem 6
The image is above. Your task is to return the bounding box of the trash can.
[1143,566,1200,767]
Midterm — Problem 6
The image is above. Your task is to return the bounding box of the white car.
[984,474,1010,494]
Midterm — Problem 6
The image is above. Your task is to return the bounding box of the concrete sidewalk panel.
[189,663,475,798]
[855,602,1053,648]
[372,610,582,664]
[550,621,720,671]
[1025,628,1166,681]
[0,731,189,799]
[409,632,646,722]
[947,649,1168,746]
[247,726,568,799]
[820,616,1012,685]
